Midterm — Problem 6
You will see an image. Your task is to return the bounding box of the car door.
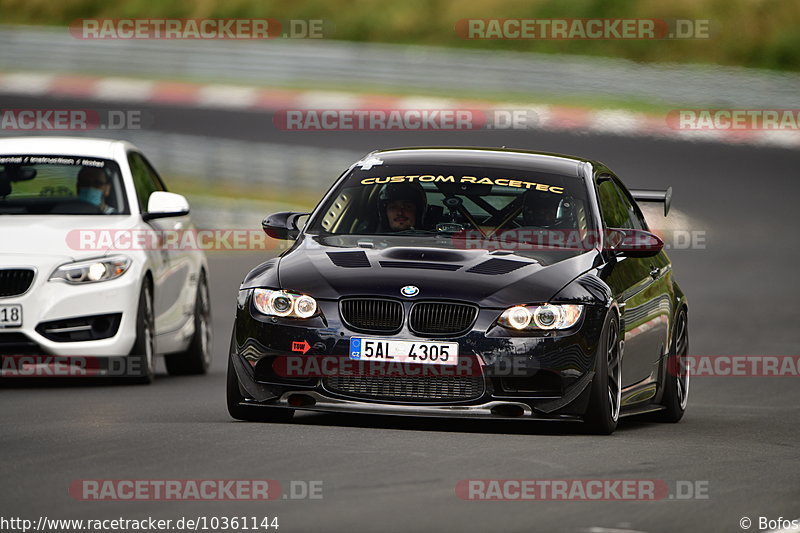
[128,151,192,337]
[596,173,670,387]
[616,179,673,383]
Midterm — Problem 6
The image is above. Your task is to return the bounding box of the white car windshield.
[0,155,128,215]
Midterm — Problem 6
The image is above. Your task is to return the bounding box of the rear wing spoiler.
[630,187,672,216]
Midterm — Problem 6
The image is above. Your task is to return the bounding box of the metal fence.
[0,128,363,226]
[1,24,797,222]
[1,24,799,108]
[107,130,361,193]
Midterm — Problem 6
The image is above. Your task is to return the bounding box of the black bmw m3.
[227,147,689,434]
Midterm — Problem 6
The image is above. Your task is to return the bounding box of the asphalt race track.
[1,95,799,533]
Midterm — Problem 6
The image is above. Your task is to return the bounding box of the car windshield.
[306,162,593,248]
[0,155,128,215]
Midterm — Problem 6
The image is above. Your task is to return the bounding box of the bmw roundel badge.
[400,285,419,297]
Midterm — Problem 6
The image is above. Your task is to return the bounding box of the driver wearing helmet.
[378,182,427,231]
[521,190,569,228]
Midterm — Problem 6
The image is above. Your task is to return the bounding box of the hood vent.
[466,258,529,275]
[379,261,461,271]
[382,248,465,262]
[327,251,371,268]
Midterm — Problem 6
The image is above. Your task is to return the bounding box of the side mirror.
[262,211,309,240]
[143,191,190,221]
[606,228,664,258]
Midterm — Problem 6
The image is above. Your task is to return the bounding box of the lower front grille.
[35,313,122,342]
[324,375,484,402]
[0,269,35,297]
[0,332,40,355]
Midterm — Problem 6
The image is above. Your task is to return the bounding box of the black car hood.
[253,235,600,308]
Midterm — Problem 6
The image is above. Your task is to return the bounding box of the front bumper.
[230,291,609,419]
[0,262,141,357]
[255,391,591,421]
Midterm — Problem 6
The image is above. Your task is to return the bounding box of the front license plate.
[349,338,458,365]
[0,304,22,327]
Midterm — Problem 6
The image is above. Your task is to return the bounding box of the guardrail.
[0,129,363,226]
[1,24,799,108]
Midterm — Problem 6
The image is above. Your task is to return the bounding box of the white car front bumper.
[0,258,142,357]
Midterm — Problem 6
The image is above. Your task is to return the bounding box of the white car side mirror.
[143,191,190,221]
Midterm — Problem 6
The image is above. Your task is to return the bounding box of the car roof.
[0,136,137,160]
[365,147,595,177]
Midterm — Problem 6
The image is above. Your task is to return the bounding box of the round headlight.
[561,305,583,328]
[87,262,107,282]
[252,289,270,314]
[269,292,294,316]
[533,304,561,329]
[507,306,532,330]
[294,295,317,318]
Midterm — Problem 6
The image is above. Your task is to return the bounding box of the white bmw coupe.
[0,137,210,383]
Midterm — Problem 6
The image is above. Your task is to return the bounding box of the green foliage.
[2,0,798,71]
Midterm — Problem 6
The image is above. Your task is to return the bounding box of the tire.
[226,353,294,423]
[654,308,689,422]
[127,279,155,384]
[165,270,211,375]
[583,312,622,435]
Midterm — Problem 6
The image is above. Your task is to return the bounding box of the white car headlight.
[252,289,318,319]
[50,256,132,284]
[498,304,583,331]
